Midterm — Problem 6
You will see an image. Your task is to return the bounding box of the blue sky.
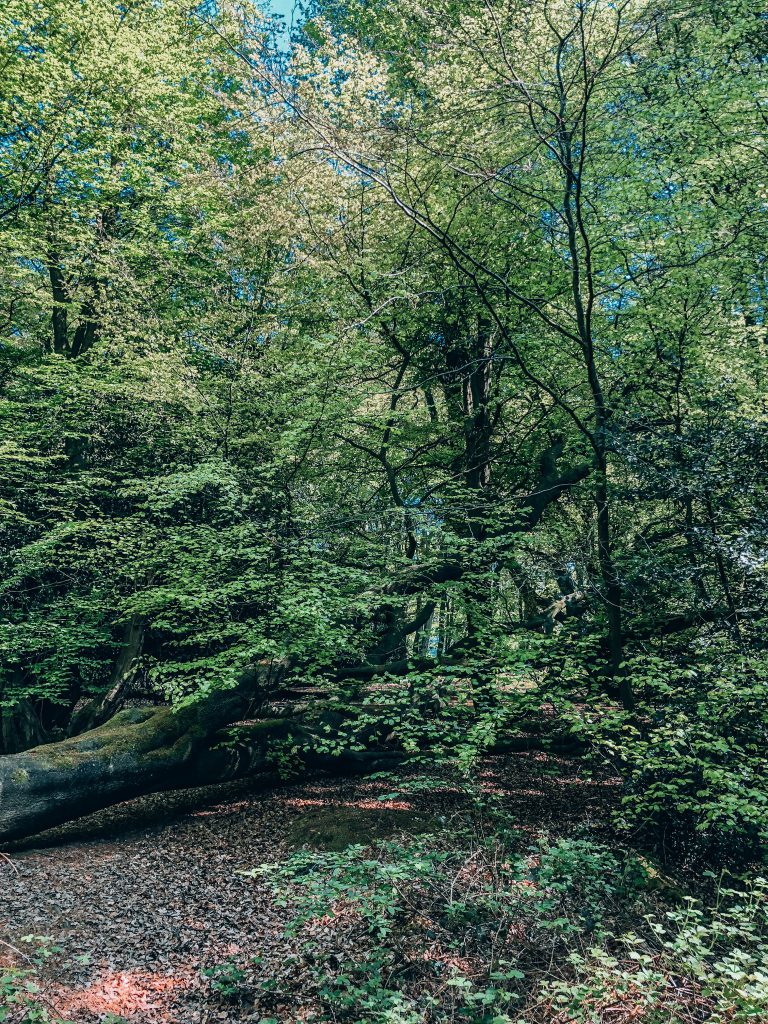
[269,0,299,14]
[267,0,301,34]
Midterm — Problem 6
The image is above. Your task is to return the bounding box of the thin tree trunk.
[68,617,145,736]
[47,253,69,355]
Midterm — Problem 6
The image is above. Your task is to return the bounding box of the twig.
[0,851,18,874]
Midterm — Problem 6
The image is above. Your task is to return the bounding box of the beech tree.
[0,0,766,851]
[274,0,766,702]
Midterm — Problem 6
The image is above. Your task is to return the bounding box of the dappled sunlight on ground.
[284,795,416,811]
[0,754,622,1022]
[190,799,253,817]
[54,969,188,1021]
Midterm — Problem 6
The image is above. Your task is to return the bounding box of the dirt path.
[0,755,619,1022]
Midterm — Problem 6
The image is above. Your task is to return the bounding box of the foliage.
[551,645,768,857]
[0,937,70,1024]
[2,7,767,1024]
[543,877,768,1024]
[256,807,768,1023]
[202,960,248,1001]
[1,0,766,863]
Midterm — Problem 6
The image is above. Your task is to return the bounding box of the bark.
[68,617,145,736]
[0,667,586,844]
[0,699,47,756]
[627,605,731,641]
[47,253,69,355]
[368,601,436,663]
[70,292,98,358]
[0,702,585,845]
[595,457,632,708]
[335,640,478,681]
[0,661,285,844]
[520,441,591,532]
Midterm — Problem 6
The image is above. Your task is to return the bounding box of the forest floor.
[0,753,621,1023]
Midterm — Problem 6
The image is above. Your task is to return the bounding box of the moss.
[74,738,105,752]
[120,707,157,725]
[10,768,29,784]
[287,805,436,852]
[25,706,294,776]
[34,706,177,770]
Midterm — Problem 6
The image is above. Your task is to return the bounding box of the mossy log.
[0,662,287,844]
[0,655,586,845]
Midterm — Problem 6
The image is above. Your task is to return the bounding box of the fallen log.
[0,709,406,845]
[0,658,586,845]
[0,662,287,844]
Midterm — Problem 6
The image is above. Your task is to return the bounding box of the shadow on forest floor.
[4,773,282,854]
[0,754,621,1023]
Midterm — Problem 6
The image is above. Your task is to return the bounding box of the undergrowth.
[244,799,768,1024]
[0,937,69,1024]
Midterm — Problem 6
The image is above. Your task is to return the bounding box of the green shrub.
[201,960,248,1001]
[0,937,70,1024]
[253,823,652,1023]
[544,876,768,1023]
[249,805,768,1024]
[560,650,768,861]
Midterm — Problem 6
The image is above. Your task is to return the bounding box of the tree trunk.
[0,699,586,846]
[0,699,47,756]
[47,252,69,355]
[68,617,145,737]
[0,661,285,844]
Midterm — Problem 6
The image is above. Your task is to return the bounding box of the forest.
[0,0,766,1020]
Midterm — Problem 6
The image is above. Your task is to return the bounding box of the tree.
[0,0,766,852]
[272,0,766,701]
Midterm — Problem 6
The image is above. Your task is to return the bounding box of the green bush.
[250,806,768,1024]
[254,820,653,1023]
[558,649,768,861]
[617,655,768,859]
[544,876,768,1023]
[0,937,70,1024]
